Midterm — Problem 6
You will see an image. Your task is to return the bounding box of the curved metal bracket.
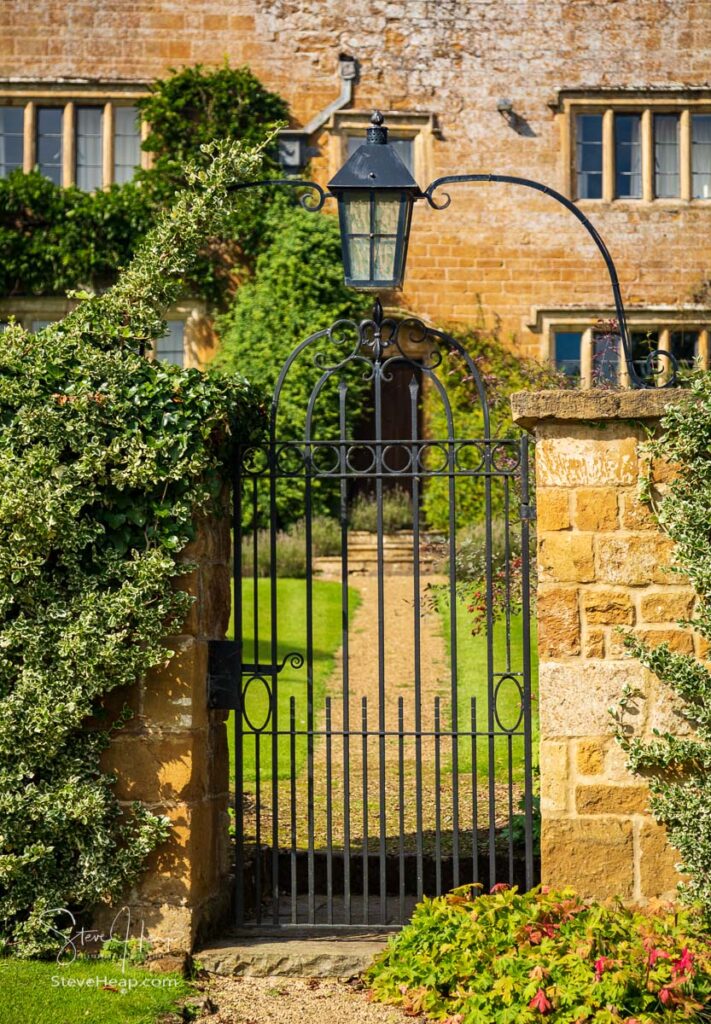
[227,178,333,212]
[423,174,678,389]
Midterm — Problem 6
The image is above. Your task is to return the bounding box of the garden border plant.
[367,883,711,1022]
[0,136,270,956]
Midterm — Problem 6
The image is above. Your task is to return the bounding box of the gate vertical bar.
[446,428,460,887]
[408,375,424,902]
[304,445,316,923]
[269,440,280,924]
[484,440,497,888]
[373,358,387,923]
[520,434,535,889]
[233,466,245,926]
[338,380,352,924]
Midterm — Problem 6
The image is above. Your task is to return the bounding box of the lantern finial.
[367,111,388,144]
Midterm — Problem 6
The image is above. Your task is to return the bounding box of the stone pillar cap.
[511,389,689,432]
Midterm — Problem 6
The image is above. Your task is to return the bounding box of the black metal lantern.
[327,112,421,290]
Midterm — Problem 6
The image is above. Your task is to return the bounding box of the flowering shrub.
[366,885,711,1023]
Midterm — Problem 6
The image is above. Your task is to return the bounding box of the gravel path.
[245,574,519,854]
[203,975,409,1024]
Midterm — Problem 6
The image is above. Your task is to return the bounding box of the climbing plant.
[0,138,266,956]
[0,63,287,304]
[214,203,369,525]
[612,372,711,916]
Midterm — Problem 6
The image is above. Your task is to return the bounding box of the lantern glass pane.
[374,193,401,232]
[373,236,397,280]
[343,195,370,234]
[348,236,371,280]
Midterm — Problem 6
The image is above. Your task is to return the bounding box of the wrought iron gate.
[212,302,537,929]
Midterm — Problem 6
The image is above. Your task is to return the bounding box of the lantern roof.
[328,111,421,193]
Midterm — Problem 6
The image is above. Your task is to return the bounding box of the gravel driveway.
[203,975,410,1024]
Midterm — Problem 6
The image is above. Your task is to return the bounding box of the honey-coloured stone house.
[1,0,711,380]
[0,0,705,949]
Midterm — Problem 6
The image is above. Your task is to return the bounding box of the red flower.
[672,947,694,977]
[659,986,676,1007]
[648,947,671,967]
[594,956,611,980]
[490,883,510,894]
[529,989,553,1014]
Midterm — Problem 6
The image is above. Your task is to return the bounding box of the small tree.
[613,373,711,915]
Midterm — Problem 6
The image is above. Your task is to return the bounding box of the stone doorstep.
[196,932,390,978]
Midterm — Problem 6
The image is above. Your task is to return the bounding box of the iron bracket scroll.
[207,642,306,709]
[422,172,679,390]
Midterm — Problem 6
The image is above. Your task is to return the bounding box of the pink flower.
[648,947,671,967]
[490,882,510,894]
[529,989,553,1014]
[672,947,694,977]
[659,986,675,1007]
[594,957,610,980]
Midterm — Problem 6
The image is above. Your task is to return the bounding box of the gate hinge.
[207,640,242,710]
[520,503,536,521]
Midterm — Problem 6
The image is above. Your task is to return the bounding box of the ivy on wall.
[0,139,266,956]
[0,64,287,304]
[613,374,711,917]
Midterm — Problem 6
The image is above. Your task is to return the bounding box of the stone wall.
[513,389,694,902]
[96,513,232,953]
[2,2,711,359]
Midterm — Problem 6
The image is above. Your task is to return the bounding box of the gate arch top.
[269,299,492,442]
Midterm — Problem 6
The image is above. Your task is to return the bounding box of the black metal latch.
[207,640,242,710]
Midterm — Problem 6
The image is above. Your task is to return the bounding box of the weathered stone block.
[537,586,580,658]
[536,488,571,532]
[172,569,199,635]
[639,820,684,899]
[91,902,194,955]
[595,535,675,586]
[199,563,231,639]
[640,590,695,623]
[541,817,635,899]
[646,679,697,736]
[636,628,694,654]
[538,661,650,737]
[573,487,618,532]
[584,629,605,658]
[536,431,640,488]
[102,732,208,803]
[583,589,635,625]
[619,489,658,531]
[540,739,569,813]
[575,783,649,815]
[143,636,209,731]
[576,739,605,776]
[539,533,595,583]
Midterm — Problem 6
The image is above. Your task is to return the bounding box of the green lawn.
[438,600,539,782]
[0,959,190,1024]
[228,578,360,783]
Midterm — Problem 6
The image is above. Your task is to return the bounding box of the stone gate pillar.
[97,512,232,955]
[512,390,694,903]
